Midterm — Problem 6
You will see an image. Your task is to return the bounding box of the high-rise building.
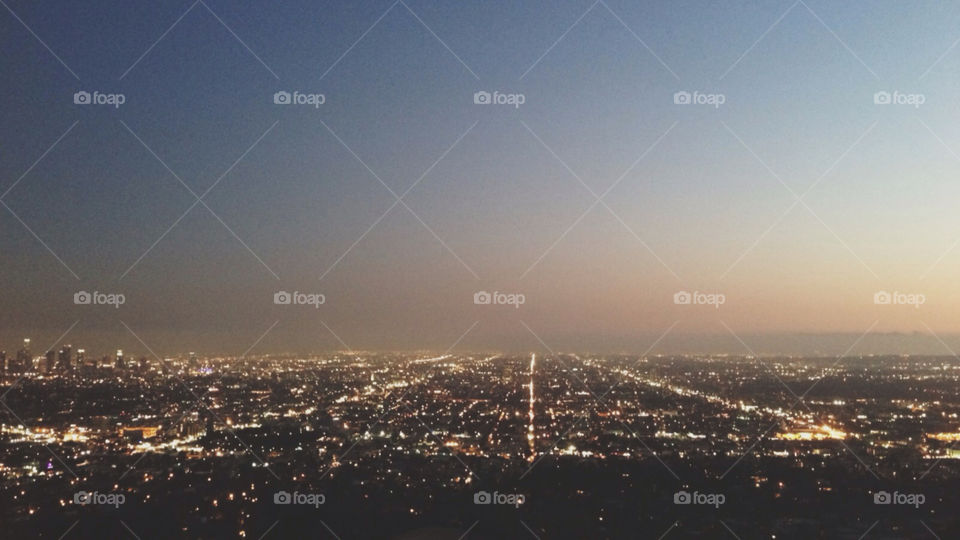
[15,339,31,373]
[189,351,199,369]
[0,350,6,373]
[45,350,56,373]
[58,345,72,371]
[138,356,149,372]
[115,349,125,370]
[76,348,86,368]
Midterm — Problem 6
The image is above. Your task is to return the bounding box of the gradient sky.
[3,0,960,356]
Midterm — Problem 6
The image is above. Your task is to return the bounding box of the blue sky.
[3,0,960,356]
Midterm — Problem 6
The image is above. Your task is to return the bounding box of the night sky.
[3,0,960,356]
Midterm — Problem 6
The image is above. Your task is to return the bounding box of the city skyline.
[5,2,960,538]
